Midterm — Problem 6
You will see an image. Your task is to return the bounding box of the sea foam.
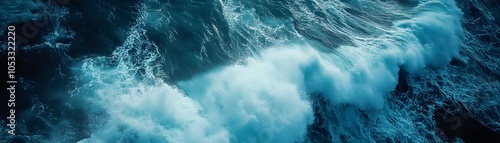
[76,0,464,142]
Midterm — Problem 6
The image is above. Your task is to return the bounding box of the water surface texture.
[0,0,499,142]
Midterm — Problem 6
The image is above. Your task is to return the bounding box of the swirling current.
[0,0,499,142]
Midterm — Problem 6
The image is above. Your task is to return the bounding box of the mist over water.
[1,0,499,142]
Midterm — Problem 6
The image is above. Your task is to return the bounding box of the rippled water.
[0,0,499,142]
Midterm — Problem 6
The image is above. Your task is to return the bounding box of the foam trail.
[303,0,465,141]
[75,0,464,142]
[178,0,465,142]
[77,47,315,143]
[76,10,313,143]
[77,50,315,142]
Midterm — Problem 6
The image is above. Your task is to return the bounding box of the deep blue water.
[0,0,499,142]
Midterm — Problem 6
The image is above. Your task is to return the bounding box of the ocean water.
[0,0,499,142]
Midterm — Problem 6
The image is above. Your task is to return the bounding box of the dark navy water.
[0,0,499,142]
